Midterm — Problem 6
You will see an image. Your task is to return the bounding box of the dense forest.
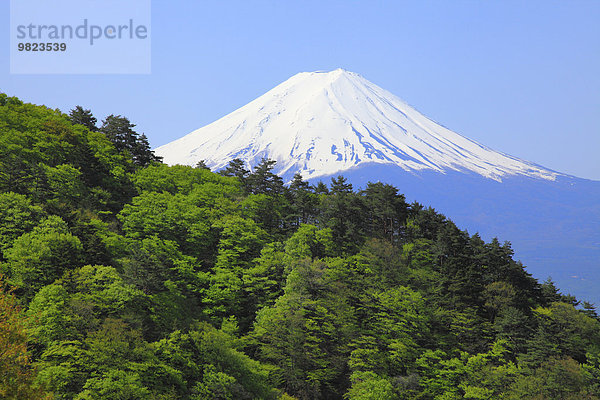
[1,93,599,399]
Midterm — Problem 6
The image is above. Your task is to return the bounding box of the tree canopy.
[1,93,599,399]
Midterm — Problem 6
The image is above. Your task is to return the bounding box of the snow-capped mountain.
[155,69,558,182]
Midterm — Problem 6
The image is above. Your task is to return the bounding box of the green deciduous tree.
[204,216,268,325]
[3,216,83,300]
[118,191,213,260]
[345,371,397,400]
[0,277,52,399]
[0,192,43,256]
[155,323,277,399]
[506,357,599,400]
[252,258,356,399]
[27,265,145,348]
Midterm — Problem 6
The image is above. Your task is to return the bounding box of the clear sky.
[2,1,599,180]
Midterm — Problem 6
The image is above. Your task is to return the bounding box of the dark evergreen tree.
[195,160,210,170]
[493,306,533,354]
[320,176,366,254]
[100,115,137,153]
[329,175,353,194]
[288,173,318,227]
[134,133,159,167]
[540,278,562,305]
[219,158,250,193]
[313,181,329,195]
[289,173,309,192]
[408,204,446,241]
[361,182,408,244]
[69,106,98,132]
[432,222,487,315]
[582,301,600,321]
[487,240,540,310]
[100,115,162,168]
[247,158,284,195]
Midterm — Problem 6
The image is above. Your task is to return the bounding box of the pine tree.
[582,301,599,321]
[321,176,366,254]
[361,182,408,244]
[219,159,250,193]
[100,115,162,168]
[69,105,98,131]
[247,158,284,195]
[313,181,329,195]
[195,160,210,170]
[540,278,562,304]
[329,175,353,194]
[288,173,318,226]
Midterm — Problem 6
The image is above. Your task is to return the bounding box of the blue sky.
[2,1,599,180]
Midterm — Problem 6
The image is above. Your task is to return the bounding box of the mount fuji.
[156,69,600,305]
[157,69,558,183]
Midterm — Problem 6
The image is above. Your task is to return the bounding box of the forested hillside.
[1,94,599,399]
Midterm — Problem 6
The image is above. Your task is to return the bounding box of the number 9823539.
[17,43,67,51]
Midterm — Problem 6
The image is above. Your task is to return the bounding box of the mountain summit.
[156,69,558,182]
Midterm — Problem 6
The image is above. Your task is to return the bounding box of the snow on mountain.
[155,68,559,182]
